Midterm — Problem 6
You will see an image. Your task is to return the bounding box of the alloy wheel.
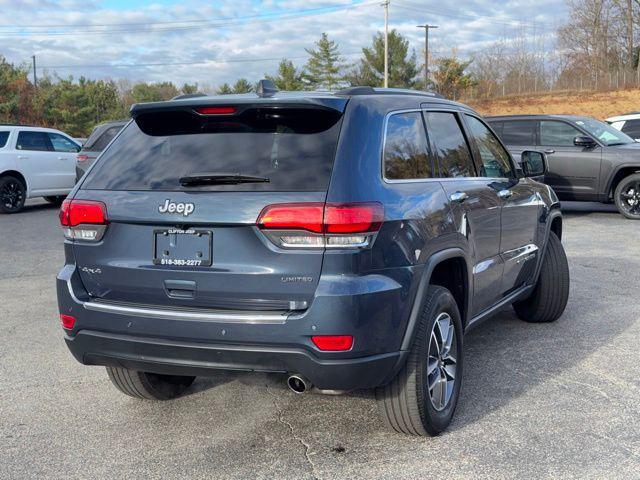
[0,179,24,211]
[427,312,458,411]
[619,180,640,217]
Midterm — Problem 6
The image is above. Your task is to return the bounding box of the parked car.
[605,112,640,141]
[57,83,569,436]
[75,120,127,181]
[487,115,640,219]
[0,125,81,213]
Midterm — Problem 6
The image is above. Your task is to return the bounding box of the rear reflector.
[60,314,76,330]
[311,335,354,351]
[60,200,108,241]
[195,106,237,115]
[76,154,89,162]
[257,202,383,249]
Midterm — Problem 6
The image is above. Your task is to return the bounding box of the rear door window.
[540,121,582,146]
[501,120,537,145]
[48,133,79,152]
[621,119,640,139]
[0,131,9,148]
[425,111,476,178]
[383,111,433,180]
[16,131,52,151]
[82,107,343,192]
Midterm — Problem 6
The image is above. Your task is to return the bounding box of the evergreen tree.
[303,33,345,90]
[347,30,419,89]
[232,78,253,93]
[216,83,233,94]
[266,59,305,90]
[432,57,475,100]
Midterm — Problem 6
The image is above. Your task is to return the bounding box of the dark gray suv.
[57,84,570,436]
[488,115,640,219]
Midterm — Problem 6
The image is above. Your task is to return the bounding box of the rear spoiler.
[130,96,349,119]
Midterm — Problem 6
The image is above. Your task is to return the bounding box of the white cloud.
[0,0,567,87]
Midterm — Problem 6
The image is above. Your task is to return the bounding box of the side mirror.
[521,150,547,177]
[574,135,597,148]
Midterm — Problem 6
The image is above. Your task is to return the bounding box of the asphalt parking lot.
[1,199,639,479]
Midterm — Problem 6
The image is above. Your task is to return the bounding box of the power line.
[0,1,377,37]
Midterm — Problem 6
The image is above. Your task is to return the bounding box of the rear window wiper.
[179,173,270,186]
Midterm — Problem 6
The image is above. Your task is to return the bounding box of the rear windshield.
[82,107,343,192]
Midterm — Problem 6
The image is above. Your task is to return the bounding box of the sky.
[0,0,568,88]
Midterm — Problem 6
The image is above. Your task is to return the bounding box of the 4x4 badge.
[158,199,195,216]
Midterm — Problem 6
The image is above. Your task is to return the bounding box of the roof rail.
[171,93,208,100]
[335,86,444,99]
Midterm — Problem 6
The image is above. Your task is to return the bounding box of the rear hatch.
[71,97,346,312]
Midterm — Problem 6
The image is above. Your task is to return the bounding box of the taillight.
[60,314,76,330]
[76,154,89,162]
[257,202,383,249]
[59,199,108,241]
[311,335,354,351]
[195,106,237,115]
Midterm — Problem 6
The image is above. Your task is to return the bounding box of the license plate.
[153,229,212,267]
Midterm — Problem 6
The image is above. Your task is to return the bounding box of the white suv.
[0,125,80,213]
[605,113,640,141]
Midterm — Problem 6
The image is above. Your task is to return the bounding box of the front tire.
[514,232,569,323]
[0,175,26,214]
[106,367,195,400]
[614,173,640,220]
[376,286,463,436]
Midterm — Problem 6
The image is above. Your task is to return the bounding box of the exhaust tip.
[287,374,311,394]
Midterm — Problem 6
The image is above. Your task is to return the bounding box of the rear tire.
[0,175,26,214]
[44,195,65,205]
[514,232,569,323]
[376,286,463,436]
[614,173,640,220]
[106,367,195,400]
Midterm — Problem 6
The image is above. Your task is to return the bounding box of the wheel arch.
[607,166,640,199]
[400,248,472,352]
[0,170,28,194]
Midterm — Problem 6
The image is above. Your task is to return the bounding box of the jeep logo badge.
[158,199,195,216]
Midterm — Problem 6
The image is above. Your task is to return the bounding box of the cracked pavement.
[1,199,639,479]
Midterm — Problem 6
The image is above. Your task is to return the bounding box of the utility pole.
[417,24,437,91]
[382,0,389,88]
[32,55,37,88]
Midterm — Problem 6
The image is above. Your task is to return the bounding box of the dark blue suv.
[57,83,570,436]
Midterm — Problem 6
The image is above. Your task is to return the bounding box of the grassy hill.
[468,88,640,120]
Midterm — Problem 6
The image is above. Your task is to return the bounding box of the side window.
[465,115,514,178]
[48,133,80,153]
[91,126,122,152]
[540,121,582,146]
[501,120,536,145]
[621,119,640,139]
[16,131,52,152]
[383,112,432,180]
[425,111,475,178]
[0,131,9,148]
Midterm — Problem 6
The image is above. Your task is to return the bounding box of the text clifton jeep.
[56,82,570,436]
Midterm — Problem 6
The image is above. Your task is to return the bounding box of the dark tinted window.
[426,112,475,178]
[621,119,640,139]
[501,120,536,145]
[384,112,432,180]
[465,115,513,178]
[16,131,51,151]
[83,108,343,192]
[91,126,122,151]
[540,121,581,146]
[48,133,79,152]
[0,131,9,148]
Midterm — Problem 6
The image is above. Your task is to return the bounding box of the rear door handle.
[57,156,66,160]
[450,191,468,203]
[544,149,555,154]
[17,155,28,160]
[498,189,513,199]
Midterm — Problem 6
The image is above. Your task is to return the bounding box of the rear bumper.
[65,330,406,390]
[57,263,417,390]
